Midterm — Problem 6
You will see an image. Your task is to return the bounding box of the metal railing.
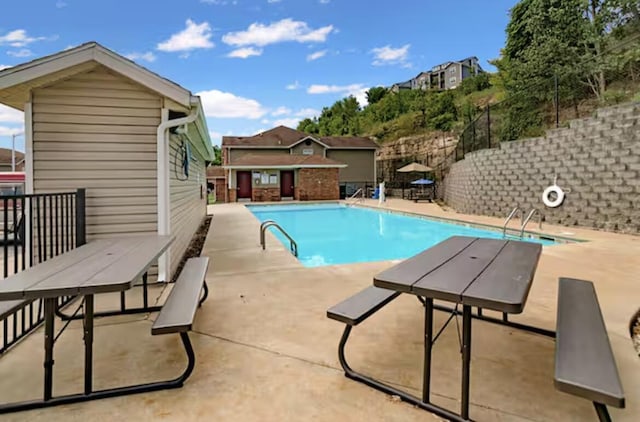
[502,206,524,238]
[1,188,86,354]
[520,208,543,238]
[259,220,298,257]
[347,188,365,204]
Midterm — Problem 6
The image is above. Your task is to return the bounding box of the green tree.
[500,0,589,139]
[211,145,222,165]
[365,86,388,104]
[297,117,319,134]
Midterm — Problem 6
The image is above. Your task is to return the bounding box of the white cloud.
[222,18,334,47]
[286,80,301,90]
[307,83,368,106]
[56,1,67,8]
[125,51,157,63]
[0,64,10,70]
[269,108,319,130]
[307,83,364,95]
[319,0,330,3]
[227,47,263,58]
[267,0,282,3]
[307,50,327,61]
[295,108,319,118]
[7,49,33,58]
[271,106,291,116]
[261,119,271,124]
[197,89,267,119]
[157,19,214,53]
[0,105,24,123]
[273,118,300,128]
[371,44,410,66]
[201,0,237,4]
[0,125,23,136]
[0,29,47,48]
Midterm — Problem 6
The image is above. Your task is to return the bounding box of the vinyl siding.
[229,148,287,162]
[290,140,325,156]
[31,66,161,241]
[325,149,375,183]
[169,133,207,278]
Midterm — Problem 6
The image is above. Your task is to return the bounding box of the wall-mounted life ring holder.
[542,175,565,208]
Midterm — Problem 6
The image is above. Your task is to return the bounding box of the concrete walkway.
[0,200,638,421]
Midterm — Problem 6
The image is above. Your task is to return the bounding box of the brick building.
[221,126,378,202]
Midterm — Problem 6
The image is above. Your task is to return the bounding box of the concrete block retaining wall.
[442,102,640,234]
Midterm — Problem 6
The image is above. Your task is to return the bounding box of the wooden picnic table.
[0,235,173,413]
[373,236,543,421]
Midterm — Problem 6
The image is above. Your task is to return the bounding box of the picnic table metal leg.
[461,305,472,420]
[83,295,94,395]
[120,291,126,312]
[142,272,148,309]
[422,298,433,403]
[43,298,56,401]
[593,402,611,422]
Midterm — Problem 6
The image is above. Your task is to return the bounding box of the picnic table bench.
[554,277,625,422]
[0,236,210,414]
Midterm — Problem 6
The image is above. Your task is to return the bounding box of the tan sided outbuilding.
[0,42,214,281]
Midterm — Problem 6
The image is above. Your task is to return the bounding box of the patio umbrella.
[410,178,434,185]
[396,162,434,173]
[396,162,434,198]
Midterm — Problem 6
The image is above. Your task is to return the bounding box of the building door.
[280,170,294,198]
[237,171,252,199]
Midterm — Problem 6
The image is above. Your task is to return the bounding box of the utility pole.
[11,132,23,172]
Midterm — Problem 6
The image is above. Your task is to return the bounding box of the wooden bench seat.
[327,286,400,326]
[555,278,625,422]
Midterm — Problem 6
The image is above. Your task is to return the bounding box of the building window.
[302,148,314,155]
[449,67,456,74]
[449,77,457,84]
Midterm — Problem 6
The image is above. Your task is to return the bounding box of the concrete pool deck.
[0,199,638,421]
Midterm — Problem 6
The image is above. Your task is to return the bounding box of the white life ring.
[542,185,565,208]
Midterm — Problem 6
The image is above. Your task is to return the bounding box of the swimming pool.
[248,203,559,267]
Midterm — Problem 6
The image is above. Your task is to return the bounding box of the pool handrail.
[260,220,298,257]
[520,208,543,238]
[347,188,365,204]
[502,206,524,238]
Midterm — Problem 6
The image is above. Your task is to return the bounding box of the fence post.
[554,74,559,128]
[486,105,491,149]
[75,188,86,247]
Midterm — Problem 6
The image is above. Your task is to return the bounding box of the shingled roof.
[0,148,24,165]
[225,153,346,169]
[222,126,377,149]
[206,166,225,178]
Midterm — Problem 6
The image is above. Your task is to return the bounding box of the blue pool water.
[248,204,557,267]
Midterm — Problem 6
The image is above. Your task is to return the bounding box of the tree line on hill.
[297,0,640,142]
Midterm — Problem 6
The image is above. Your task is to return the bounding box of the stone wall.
[443,102,640,234]
[376,133,458,183]
[298,168,339,200]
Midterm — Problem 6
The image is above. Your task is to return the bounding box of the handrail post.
[75,188,86,247]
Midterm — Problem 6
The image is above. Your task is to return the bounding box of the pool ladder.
[502,207,543,239]
[260,220,298,257]
[347,188,365,205]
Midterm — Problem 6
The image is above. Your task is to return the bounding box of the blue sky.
[0,0,518,151]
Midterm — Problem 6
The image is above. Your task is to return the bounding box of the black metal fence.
[0,188,86,354]
[339,181,376,199]
[453,30,640,162]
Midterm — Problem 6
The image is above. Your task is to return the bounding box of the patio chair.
[0,213,24,247]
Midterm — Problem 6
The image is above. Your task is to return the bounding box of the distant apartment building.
[391,56,483,92]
